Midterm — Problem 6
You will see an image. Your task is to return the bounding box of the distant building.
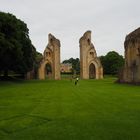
[60,63,72,73]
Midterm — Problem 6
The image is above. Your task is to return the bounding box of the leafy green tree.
[31,51,43,79]
[0,12,36,77]
[100,51,124,75]
[34,52,43,69]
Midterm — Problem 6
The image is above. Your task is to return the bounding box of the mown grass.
[0,77,140,140]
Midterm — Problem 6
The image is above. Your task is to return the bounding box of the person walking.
[75,77,79,85]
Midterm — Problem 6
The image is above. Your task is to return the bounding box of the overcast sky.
[0,0,140,61]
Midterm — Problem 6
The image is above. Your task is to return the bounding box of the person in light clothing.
[75,77,79,85]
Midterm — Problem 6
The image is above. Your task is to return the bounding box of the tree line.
[62,52,124,76]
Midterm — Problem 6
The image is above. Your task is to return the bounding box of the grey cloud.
[0,0,140,60]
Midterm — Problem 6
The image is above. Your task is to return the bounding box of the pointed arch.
[45,63,52,79]
[89,63,96,79]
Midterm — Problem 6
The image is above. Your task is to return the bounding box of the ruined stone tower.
[79,31,103,79]
[119,27,140,84]
[38,34,61,80]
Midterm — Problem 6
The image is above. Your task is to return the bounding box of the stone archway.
[89,63,96,79]
[38,34,61,80]
[79,31,103,79]
[38,31,103,80]
[45,63,52,79]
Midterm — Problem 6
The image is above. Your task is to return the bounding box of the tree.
[0,12,36,77]
[32,51,43,79]
[62,58,80,74]
[100,51,124,75]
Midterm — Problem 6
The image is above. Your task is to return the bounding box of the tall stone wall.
[119,27,140,83]
[79,31,103,79]
[38,34,61,80]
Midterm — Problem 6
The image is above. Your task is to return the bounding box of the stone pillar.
[120,27,140,84]
[38,34,61,80]
[79,31,103,79]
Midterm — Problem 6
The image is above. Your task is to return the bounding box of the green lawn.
[0,78,140,140]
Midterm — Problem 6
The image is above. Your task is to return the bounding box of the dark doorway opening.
[45,63,52,79]
[89,63,96,79]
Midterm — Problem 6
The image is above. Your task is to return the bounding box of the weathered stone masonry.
[38,34,61,80]
[79,31,103,79]
[119,28,140,83]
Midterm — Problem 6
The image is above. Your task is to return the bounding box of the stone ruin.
[79,31,103,79]
[37,31,103,80]
[119,27,140,84]
[38,34,61,80]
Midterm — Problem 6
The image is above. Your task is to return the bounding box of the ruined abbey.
[79,31,103,79]
[38,31,103,80]
[38,34,61,80]
[36,27,140,83]
[119,28,140,84]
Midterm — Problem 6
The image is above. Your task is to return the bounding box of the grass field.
[0,77,140,140]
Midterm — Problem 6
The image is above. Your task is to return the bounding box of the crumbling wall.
[38,34,61,80]
[119,27,140,84]
[79,31,103,79]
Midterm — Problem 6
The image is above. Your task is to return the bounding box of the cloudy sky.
[0,0,140,61]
